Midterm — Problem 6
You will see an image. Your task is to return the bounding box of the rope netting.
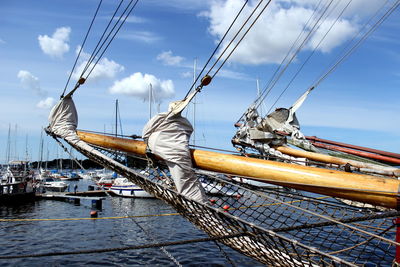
[63,136,399,266]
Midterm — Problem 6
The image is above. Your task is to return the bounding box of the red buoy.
[90,210,98,217]
[223,205,230,212]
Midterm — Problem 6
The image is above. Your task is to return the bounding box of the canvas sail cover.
[143,112,207,204]
[46,96,79,143]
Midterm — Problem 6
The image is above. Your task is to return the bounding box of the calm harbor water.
[0,179,262,266]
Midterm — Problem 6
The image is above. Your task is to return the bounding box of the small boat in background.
[109,177,153,198]
[41,177,68,192]
[96,176,115,189]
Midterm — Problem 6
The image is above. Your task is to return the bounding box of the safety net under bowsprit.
[48,128,399,267]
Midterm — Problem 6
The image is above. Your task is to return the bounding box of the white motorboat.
[109,177,153,198]
[41,177,68,192]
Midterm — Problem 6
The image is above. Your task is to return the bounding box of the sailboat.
[45,1,400,266]
[1,125,36,203]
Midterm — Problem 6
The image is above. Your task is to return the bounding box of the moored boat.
[109,177,153,198]
[41,177,68,192]
[0,161,36,204]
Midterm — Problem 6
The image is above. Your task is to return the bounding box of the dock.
[35,190,109,208]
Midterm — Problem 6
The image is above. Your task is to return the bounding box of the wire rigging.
[85,0,140,81]
[208,0,273,81]
[246,0,325,120]
[183,0,250,99]
[79,0,126,80]
[311,0,400,89]
[266,0,353,114]
[250,0,335,116]
[243,0,399,121]
[64,0,140,98]
[60,0,103,98]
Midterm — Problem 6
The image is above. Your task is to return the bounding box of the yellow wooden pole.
[274,145,400,177]
[77,131,400,209]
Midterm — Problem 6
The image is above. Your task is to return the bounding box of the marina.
[0,178,262,266]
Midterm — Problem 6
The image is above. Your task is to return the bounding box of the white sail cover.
[143,112,208,204]
[47,96,80,143]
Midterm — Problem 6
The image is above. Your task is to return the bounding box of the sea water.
[0,179,263,266]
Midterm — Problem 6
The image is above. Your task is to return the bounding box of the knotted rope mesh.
[63,136,399,266]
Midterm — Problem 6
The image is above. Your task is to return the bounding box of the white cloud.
[109,72,175,102]
[37,97,55,109]
[118,31,161,43]
[202,0,381,65]
[17,70,46,96]
[116,15,147,23]
[157,51,184,66]
[181,71,192,78]
[71,49,124,82]
[0,38,5,44]
[38,27,71,58]
[72,58,124,82]
[307,18,357,53]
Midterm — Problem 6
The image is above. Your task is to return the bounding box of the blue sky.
[1,0,399,163]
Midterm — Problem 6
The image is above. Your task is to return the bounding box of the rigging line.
[254,190,400,247]
[0,233,246,259]
[0,213,180,222]
[312,0,400,89]
[328,223,395,255]
[79,0,125,80]
[208,0,273,80]
[252,0,335,113]
[236,0,325,123]
[266,0,353,114]
[120,204,182,266]
[52,136,86,170]
[64,0,134,97]
[204,0,270,80]
[141,0,255,152]
[61,0,103,98]
[85,0,139,81]
[310,0,390,88]
[184,0,249,99]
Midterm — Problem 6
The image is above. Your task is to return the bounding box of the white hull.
[110,185,153,198]
[43,184,68,192]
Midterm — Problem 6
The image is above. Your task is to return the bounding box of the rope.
[0,233,246,259]
[78,0,125,82]
[52,136,86,170]
[119,199,182,266]
[240,0,325,122]
[311,0,400,89]
[184,0,249,99]
[266,0,353,114]
[206,0,272,81]
[64,0,140,97]
[0,214,168,222]
[252,0,334,114]
[328,223,395,255]
[84,0,139,81]
[213,240,238,267]
[60,0,103,98]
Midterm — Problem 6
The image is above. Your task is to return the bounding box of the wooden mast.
[77,130,400,209]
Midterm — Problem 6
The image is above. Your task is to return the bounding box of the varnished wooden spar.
[274,145,400,177]
[77,130,400,209]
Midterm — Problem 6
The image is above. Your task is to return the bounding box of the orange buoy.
[90,210,98,217]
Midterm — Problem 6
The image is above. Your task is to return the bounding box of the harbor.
[0,176,262,266]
